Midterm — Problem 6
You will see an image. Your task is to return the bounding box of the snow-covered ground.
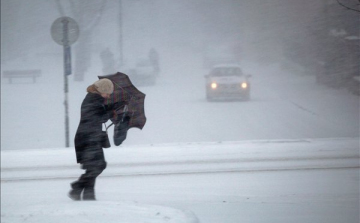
[1,45,359,222]
[1,137,359,223]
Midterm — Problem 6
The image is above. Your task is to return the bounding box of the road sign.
[51,16,79,46]
[51,16,79,148]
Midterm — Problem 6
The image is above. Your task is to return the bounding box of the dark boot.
[82,177,96,200]
[68,181,84,201]
[83,188,96,200]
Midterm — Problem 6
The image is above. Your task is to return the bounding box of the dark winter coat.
[74,92,112,164]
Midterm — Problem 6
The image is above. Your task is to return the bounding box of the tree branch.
[336,0,360,13]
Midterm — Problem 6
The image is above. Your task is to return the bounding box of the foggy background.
[1,2,359,222]
[1,0,359,150]
[1,0,338,67]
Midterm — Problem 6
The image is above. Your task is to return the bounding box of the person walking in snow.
[69,78,115,201]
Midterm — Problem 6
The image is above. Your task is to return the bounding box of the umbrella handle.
[107,104,128,130]
[123,105,128,113]
[121,105,129,122]
[106,122,114,130]
[114,103,128,113]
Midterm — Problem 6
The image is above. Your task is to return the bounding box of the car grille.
[218,84,240,90]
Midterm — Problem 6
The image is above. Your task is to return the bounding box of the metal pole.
[63,46,70,147]
[62,18,70,147]
[119,0,123,67]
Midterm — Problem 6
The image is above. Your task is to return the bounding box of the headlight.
[211,82,217,89]
[241,82,248,89]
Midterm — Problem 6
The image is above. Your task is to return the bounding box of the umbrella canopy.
[98,72,146,130]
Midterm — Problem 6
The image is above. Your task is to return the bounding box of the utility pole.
[119,0,123,67]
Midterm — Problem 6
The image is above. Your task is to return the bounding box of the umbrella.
[98,72,146,130]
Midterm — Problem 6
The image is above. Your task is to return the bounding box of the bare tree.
[308,0,360,94]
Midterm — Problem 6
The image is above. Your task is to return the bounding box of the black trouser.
[76,147,107,197]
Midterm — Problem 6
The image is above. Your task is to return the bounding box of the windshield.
[211,67,243,76]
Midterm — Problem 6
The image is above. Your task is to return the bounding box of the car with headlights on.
[205,64,251,101]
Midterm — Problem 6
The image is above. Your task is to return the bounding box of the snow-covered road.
[3,168,358,223]
[1,138,359,223]
[1,138,359,181]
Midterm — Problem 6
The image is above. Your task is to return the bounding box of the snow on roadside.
[2,201,199,223]
[2,137,359,181]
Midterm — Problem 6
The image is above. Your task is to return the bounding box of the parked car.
[205,64,251,101]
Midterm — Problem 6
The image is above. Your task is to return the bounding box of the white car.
[205,64,251,101]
